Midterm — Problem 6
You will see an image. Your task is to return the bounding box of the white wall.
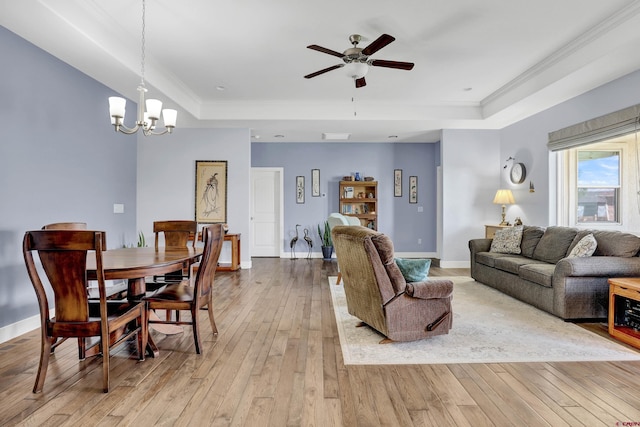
[440,129,501,267]
[137,128,252,267]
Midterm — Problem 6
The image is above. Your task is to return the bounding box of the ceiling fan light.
[344,62,369,79]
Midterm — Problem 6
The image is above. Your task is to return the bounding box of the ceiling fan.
[304,33,415,88]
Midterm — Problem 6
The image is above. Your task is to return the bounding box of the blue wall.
[0,26,137,330]
[251,142,439,253]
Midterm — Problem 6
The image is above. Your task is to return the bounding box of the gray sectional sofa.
[469,225,640,320]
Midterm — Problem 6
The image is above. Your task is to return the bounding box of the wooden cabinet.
[339,181,377,230]
[608,277,640,350]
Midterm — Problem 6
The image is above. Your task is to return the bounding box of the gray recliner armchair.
[332,225,453,342]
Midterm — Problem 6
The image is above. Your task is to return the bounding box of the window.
[576,150,620,223]
[559,141,627,227]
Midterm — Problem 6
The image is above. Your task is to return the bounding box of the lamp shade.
[108,97,126,118]
[493,189,515,205]
[162,109,177,128]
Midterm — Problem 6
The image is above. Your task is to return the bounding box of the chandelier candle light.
[493,189,515,226]
[108,0,177,136]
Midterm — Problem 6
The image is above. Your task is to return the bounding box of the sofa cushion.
[494,256,549,274]
[394,258,431,282]
[520,226,545,258]
[476,251,512,268]
[567,233,597,258]
[489,226,523,254]
[592,230,640,257]
[532,226,577,263]
[519,264,555,288]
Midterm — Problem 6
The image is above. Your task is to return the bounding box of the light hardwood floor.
[2,258,640,426]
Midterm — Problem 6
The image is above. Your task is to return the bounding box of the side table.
[608,277,640,350]
[484,224,511,239]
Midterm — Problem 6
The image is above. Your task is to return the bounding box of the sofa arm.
[406,279,453,299]
[469,238,492,254]
[555,256,640,277]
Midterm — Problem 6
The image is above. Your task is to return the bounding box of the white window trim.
[559,142,626,229]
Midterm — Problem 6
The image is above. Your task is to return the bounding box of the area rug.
[328,276,640,364]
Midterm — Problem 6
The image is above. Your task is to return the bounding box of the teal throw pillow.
[394,258,431,283]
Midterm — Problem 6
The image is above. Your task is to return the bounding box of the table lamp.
[493,189,515,226]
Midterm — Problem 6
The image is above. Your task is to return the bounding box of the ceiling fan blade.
[304,64,344,79]
[307,44,345,58]
[355,77,366,88]
[361,34,395,56]
[370,59,415,70]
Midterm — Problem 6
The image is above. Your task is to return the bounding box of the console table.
[196,231,241,271]
[608,277,640,350]
[218,233,241,271]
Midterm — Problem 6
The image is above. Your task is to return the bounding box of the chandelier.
[108,0,176,135]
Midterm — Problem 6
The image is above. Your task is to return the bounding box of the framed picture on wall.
[195,160,228,223]
[296,176,305,204]
[311,169,320,197]
[409,176,418,204]
[394,169,402,197]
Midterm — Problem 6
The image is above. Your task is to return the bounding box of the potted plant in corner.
[317,220,333,261]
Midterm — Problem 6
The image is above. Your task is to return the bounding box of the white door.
[250,168,283,257]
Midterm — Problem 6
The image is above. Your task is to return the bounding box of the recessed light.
[322,132,351,140]
[463,87,473,91]
[216,86,226,91]
[274,134,285,138]
[252,135,260,139]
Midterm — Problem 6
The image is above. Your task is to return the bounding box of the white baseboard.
[439,260,471,269]
[0,313,42,344]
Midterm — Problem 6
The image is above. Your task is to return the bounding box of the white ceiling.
[3,0,640,142]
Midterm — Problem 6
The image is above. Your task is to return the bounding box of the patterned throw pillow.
[567,233,597,258]
[489,226,523,254]
[394,258,431,282]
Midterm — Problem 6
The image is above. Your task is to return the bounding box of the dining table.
[86,246,203,357]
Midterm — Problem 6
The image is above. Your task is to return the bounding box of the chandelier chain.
[140,0,146,86]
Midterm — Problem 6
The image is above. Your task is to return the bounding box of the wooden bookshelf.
[339,180,377,230]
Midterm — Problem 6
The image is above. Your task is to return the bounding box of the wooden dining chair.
[23,230,148,393]
[41,222,90,358]
[42,222,87,230]
[144,224,224,354]
[147,220,198,288]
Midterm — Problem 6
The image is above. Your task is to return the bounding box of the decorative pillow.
[394,258,431,282]
[489,226,523,254]
[567,233,597,258]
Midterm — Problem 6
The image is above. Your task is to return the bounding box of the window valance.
[547,104,640,151]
